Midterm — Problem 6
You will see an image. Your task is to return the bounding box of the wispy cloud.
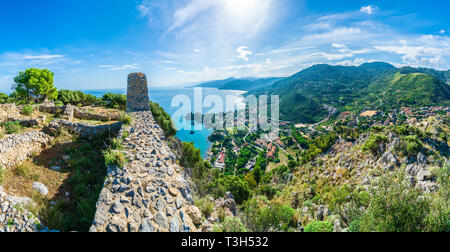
[23,54,64,60]
[360,5,376,15]
[237,47,253,61]
[98,64,140,71]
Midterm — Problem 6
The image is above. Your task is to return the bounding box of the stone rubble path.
[90,111,198,232]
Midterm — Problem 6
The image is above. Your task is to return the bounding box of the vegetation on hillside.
[250,62,450,123]
[150,101,176,137]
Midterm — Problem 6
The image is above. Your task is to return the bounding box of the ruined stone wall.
[127,73,150,112]
[90,111,199,232]
[47,119,122,138]
[0,131,52,168]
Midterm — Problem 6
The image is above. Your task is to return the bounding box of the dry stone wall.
[47,119,122,138]
[90,111,199,232]
[0,186,46,232]
[0,131,52,168]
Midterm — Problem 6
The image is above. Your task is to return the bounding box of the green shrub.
[348,219,361,232]
[0,165,5,185]
[4,121,22,134]
[304,221,333,232]
[213,217,247,232]
[208,176,251,204]
[403,135,423,155]
[119,112,132,125]
[103,149,125,168]
[362,134,388,154]
[258,204,296,231]
[21,105,34,116]
[54,100,64,106]
[102,93,126,110]
[195,198,215,218]
[150,102,176,137]
[358,171,431,232]
[110,138,123,150]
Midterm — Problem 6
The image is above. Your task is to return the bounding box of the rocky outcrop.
[90,111,198,232]
[47,119,122,138]
[0,104,21,123]
[322,132,442,193]
[0,131,52,168]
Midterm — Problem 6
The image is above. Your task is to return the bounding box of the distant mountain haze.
[194,77,285,91]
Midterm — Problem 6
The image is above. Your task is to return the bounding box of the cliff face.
[90,111,199,232]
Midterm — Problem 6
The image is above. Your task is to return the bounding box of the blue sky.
[0,0,449,93]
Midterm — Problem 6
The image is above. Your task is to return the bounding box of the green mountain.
[383,72,450,107]
[194,77,284,91]
[250,62,450,123]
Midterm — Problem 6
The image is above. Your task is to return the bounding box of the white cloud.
[237,47,253,61]
[374,37,450,67]
[168,0,219,32]
[23,54,64,60]
[97,64,140,71]
[439,29,446,34]
[332,43,347,49]
[137,4,149,16]
[360,5,375,15]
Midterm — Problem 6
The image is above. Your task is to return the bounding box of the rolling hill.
[249,62,450,123]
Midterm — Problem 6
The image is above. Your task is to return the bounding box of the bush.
[103,149,125,169]
[304,221,333,232]
[4,121,22,134]
[362,134,388,154]
[403,135,423,155]
[195,198,215,218]
[244,173,257,189]
[0,93,9,104]
[102,93,126,110]
[58,90,100,106]
[358,171,431,232]
[209,176,251,204]
[213,217,247,232]
[21,105,34,115]
[54,100,64,106]
[150,102,176,137]
[258,204,296,231]
[119,112,132,125]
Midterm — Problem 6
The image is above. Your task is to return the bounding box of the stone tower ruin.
[127,73,150,112]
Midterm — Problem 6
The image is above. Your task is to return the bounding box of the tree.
[0,93,9,104]
[13,68,58,103]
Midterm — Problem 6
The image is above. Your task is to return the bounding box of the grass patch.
[0,165,5,185]
[21,105,34,116]
[14,162,41,181]
[4,121,22,134]
[119,112,132,125]
[103,149,125,169]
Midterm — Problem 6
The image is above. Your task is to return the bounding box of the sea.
[83,87,246,158]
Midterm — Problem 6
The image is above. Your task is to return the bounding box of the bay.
[83,87,245,157]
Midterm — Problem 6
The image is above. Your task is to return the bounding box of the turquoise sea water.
[83,87,245,157]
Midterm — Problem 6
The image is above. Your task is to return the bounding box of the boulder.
[32,182,49,196]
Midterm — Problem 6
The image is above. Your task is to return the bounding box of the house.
[214,151,226,170]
